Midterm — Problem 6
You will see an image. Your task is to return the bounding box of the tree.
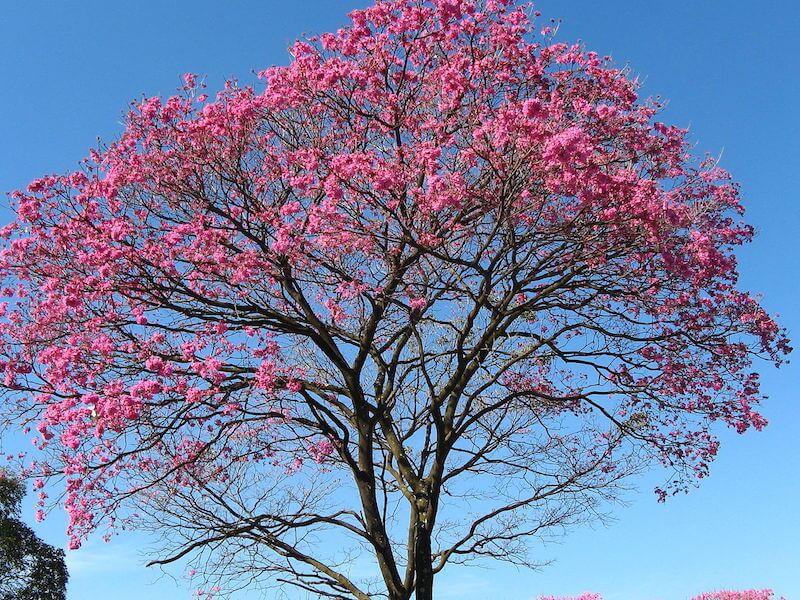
[540,593,782,600]
[691,592,783,600]
[0,473,68,600]
[0,1,789,599]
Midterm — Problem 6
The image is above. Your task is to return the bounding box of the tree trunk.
[414,520,434,600]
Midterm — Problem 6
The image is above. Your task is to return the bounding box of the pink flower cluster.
[692,591,781,600]
[540,591,780,600]
[0,0,789,552]
[540,594,602,600]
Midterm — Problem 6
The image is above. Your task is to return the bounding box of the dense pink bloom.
[539,591,781,600]
[539,594,603,600]
[692,591,780,600]
[0,0,788,584]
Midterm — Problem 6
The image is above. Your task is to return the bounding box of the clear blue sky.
[1,2,798,599]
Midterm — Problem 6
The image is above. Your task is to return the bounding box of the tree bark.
[413,519,434,600]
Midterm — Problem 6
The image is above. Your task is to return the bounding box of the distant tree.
[0,1,789,599]
[0,473,68,600]
[539,594,602,600]
[541,593,782,600]
[692,591,783,600]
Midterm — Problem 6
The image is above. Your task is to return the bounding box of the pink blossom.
[408,297,427,312]
[0,0,788,571]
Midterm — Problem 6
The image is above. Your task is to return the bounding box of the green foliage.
[0,473,68,600]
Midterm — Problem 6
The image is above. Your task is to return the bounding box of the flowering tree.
[539,594,602,600]
[691,591,782,600]
[540,592,781,600]
[0,1,789,599]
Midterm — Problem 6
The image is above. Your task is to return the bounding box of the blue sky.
[1,1,798,599]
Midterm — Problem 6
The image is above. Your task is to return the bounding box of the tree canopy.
[0,1,789,599]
